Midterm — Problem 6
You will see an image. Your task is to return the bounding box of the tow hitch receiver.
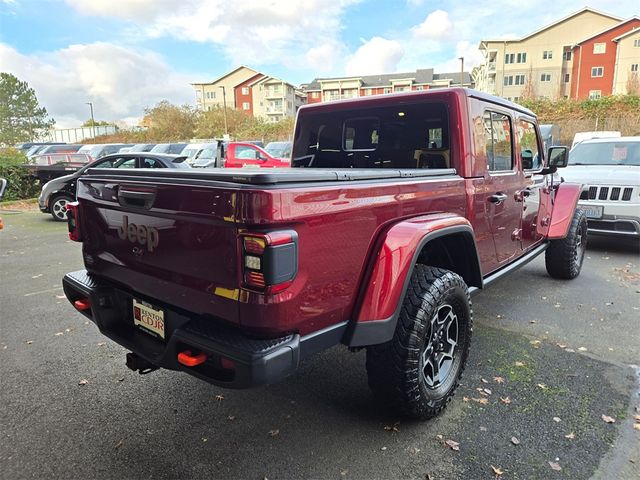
[125,352,158,374]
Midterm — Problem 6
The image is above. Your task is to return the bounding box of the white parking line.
[24,287,63,297]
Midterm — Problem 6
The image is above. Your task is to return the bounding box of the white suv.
[561,137,640,239]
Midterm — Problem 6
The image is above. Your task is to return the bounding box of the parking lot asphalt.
[1,209,638,480]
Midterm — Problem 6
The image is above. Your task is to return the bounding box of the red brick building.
[570,18,640,99]
[233,73,265,116]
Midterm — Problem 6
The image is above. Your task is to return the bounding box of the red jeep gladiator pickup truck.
[63,88,585,419]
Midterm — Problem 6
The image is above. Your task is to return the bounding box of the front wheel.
[50,195,72,222]
[366,266,473,420]
[545,208,587,279]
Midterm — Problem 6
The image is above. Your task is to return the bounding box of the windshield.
[265,142,291,158]
[150,144,169,153]
[182,148,200,159]
[569,141,640,166]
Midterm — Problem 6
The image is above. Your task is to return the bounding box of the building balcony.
[266,106,284,114]
[264,90,283,99]
[488,62,497,73]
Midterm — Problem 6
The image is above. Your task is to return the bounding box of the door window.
[235,146,258,160]
[141,158,163,168]
[517,119,541,170]
[483,112,513,172]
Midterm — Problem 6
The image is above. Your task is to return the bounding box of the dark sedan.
[38,153,189,221]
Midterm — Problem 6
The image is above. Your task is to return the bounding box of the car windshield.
[198,148,215,159]
[182,148,200,159]
[569,141,640,166]
[265,142,291,158]
[150,144,169,153]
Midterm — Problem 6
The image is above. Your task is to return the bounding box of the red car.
[223,142,289,168]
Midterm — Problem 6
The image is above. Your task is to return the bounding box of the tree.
[0,73,55,145]
[626,72,640,96]
[82,119,111,127]
[142,100,199,141]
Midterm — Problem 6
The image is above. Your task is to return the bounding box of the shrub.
[0,148,40,201]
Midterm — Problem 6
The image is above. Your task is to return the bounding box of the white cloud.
[66,0,361,74]
[431,40,485,74]
[412,9,454,40]
[406,0,426,6]
[345,37,404,76]
[0,42,194,128]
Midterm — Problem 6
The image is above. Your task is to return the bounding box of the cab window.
[517,119,541,170]
[484,111,514,172]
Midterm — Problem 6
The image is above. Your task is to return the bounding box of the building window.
[589,90,602,100]
[516,52,527,63]
[505,53,515,64]
[242,102,250,110]
[563,51,572,61]
[543,50,553,59]
[242,87,249,95]
[564,73,570,83]
[311,91,319,99]
[540,73,551,82]
[593,43,606,54]
[395,86,408,92]
[513,97,520,102]
[383,88,391,94]
[363,89,372,96]
[416,86,423,91]
[503,75,513,86]
[514,74,526,85]
[632,64,639,72]
[591,66,604,77]
[634,39,640,47]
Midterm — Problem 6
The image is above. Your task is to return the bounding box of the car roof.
[578,136,640,144]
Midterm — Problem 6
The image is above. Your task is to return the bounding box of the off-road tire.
[545,208,587,279]
[50,195,73,222]
[366,266,473,420]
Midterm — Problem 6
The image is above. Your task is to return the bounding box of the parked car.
[539,124,561,151]
[24,153,93,183]
[180,143,204,164]
[36,144,83,155]
[264,141,292,161]
[121,143,156,153]
[78,144,133,160]
[561,136,640,238]
[15,142,65,154]
[223,141,289,168]
[63,88,584,420]
[150,143,188,154]
[39,153,190,221]
[571,131,620,148]
[190,142,224,168]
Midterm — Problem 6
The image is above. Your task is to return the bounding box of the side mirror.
[0,178,7,200]
[547,146,569,168]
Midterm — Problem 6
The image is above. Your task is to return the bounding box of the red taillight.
[240,231,297,293]
[177,350,207,367]
[67,201,82,242]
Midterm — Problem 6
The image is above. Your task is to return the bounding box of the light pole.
[218,86,228,137]
[459,57,465,87]
[85,102,96,140]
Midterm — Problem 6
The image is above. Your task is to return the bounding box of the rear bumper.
[63,270,345,388]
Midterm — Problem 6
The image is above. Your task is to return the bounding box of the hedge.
[0,149,40,201]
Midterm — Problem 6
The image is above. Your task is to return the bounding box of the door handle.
[488,193,508,204]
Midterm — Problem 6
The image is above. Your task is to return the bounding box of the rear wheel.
[366,266,473,420]
[545,208,587,279]
[50,195,72,222]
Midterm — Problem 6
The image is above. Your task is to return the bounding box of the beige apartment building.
[191,66,304,122]
[612,28,640,94]
[475,8,621,101]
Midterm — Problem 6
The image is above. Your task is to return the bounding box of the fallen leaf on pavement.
[633,414,640,422]
[556,343,567,348]
[32,274,43,279]
[500,397,512,404]
[537,383,547,390]
[565,432,575,439]
[472,397,489,405]
[215,394,225,401]
[444,440,459,451]
[115,440,124,449]
[54,332,63,336]
[380,446,387,451]
[228,415,236,421]
[463,396,470,402]
[578,347,587,351]
[408,447,420,455]
[602,415,616,424]
[480,426,487,431]
[515,361,525,367]
[340,469,349,476]
[97,342,106,346]
[25,340,33,345]
[530,340,541,348]
[268,429,280,437]
[491,465,504,477]
[565,348,576,353]
[78,379,89,386]
[483,388,492,395]
[549,461,562,471]
[511,436,520,445]
[633,424,640,431]
[384,422,400,432]
[493,376,505,384]
[529,320,537,324]
[553,417,561,423]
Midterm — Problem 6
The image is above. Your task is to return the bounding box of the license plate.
[580,205,603,219]
[132,299,165,339]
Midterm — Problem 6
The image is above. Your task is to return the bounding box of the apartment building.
[570,18,640,99]
[301,68,472,104]
[612,28,640,95]
[191,66,305,121]
[475,8,621,101]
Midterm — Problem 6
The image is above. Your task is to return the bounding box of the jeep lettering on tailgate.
[116,215,159,252]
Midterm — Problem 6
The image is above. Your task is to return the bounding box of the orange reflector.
[221,357,235,370]
[74,298,91,311]
[177,350,207,367]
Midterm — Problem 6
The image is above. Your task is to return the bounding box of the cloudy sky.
[0,0,636,127]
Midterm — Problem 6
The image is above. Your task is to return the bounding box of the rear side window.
[517,119,541,170]
[293,102,450,169]
[483,112,513,172]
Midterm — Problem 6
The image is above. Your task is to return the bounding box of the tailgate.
[76,174,241,324]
